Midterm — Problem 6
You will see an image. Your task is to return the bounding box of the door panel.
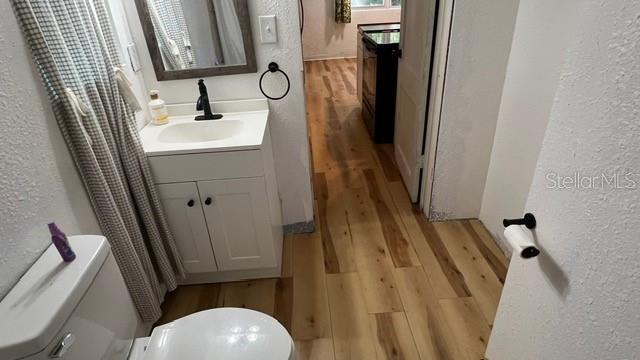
[198,177,276,271]
[157,182,218,273]
[394,0,437,201]
[394,86,418,181]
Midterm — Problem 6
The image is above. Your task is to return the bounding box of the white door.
[198,177,276,271]
[157,182,218,273]
[394,0,437,201]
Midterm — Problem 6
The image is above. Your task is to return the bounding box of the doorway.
[299,0,446,216]
[301,56,509,359]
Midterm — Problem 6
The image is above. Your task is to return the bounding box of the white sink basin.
[139,99,269,156]
[157,121,244,143]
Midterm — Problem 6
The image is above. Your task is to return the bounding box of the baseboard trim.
[179,266,282,285]
[283,220,316,234]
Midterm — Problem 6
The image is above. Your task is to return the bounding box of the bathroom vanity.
[139,99,283,284]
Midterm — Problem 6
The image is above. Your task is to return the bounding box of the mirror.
[135,0,257,80]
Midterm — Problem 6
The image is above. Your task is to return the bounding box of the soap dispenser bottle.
[148,90,169,125]
[48,222,76,262]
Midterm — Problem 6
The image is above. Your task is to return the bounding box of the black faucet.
[195,79,223,120]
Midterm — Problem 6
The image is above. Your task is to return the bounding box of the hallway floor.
[157,59,509,360]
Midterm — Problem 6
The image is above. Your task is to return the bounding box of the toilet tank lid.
[0,235,110,360]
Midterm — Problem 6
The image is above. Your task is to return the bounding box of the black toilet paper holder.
[503,213,540,259]
[503,213,537,229]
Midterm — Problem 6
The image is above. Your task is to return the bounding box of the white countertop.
[139,99,269,156]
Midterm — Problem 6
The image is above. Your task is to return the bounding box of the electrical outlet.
[127,43,141,72]
[259,15,278,44]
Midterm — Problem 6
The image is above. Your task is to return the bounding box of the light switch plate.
[259,15,278,44]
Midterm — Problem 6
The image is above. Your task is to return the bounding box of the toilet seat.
[142,308,294,360]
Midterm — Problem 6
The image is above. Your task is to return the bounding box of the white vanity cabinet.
[140,100,283,284]
[157,177,276,275]
[156,182,218,273]
[151,150,282,283]
[198,177,275,271]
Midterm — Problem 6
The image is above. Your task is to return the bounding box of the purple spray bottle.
[48,222,76,262]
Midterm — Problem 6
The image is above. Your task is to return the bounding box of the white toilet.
[0,235,295,359]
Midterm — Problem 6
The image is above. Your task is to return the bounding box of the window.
[352,0,384,7]
[352,0,400,8]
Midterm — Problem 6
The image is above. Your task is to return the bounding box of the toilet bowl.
[138,308,295,360]
[0,235,294,360]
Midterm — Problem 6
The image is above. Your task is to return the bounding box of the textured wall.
[479,0,574,254]
[123,0,314,225]
[487,0,640,358]
[105,0,151,130]
[429,0,519,219]
[0,3,100,299]
[301,2,400,60]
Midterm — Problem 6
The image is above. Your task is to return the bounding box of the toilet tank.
[0,235,142,360]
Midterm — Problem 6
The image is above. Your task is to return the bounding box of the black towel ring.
[259,62,291,100]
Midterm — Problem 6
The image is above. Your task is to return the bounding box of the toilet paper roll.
[504,225,540,259]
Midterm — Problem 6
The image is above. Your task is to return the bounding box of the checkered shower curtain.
[11,0,185,322]
[150,0,193,69]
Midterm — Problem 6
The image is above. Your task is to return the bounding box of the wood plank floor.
[156,59,509,360]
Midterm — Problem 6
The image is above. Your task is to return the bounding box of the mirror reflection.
[144,0,249,71]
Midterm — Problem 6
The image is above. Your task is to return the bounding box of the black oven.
[362,38,378,115]
[359,31,400,143]
[362,38,378,138]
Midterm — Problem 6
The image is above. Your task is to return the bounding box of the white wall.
[478,0,575,254]
[487,0,640,358]
[0,3,100,299]
[105,0,151,130]
[123,0,314,226]
[181,0,219,68]
[429,0,519,220]
[301,2,400,60]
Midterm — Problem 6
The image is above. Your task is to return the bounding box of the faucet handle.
[198,79,207,94]
[196,79,207,111]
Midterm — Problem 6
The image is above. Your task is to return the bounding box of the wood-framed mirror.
[134,0,257,81]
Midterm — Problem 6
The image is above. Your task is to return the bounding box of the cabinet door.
[157,182,218,273]
[198,177,276,271]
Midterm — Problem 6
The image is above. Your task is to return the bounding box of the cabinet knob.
[187,199,195,207]
[204,197,213,206]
